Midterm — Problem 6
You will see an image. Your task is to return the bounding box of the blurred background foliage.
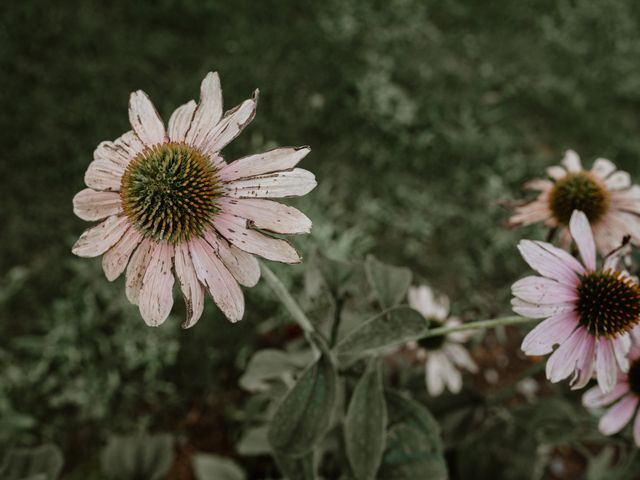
[3,0,640,477]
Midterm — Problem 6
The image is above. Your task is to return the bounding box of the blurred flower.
[513,210,640,393]
[583,329,640,446]
[406,285,478,396]
[72,72,316,327]
[510,150,640,255]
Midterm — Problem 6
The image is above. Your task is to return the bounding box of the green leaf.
[192,453,246,480]
[0,445,64,480]
[100,433,173,480]
[378,392,447,480]
[239,349,313,392]
[334,307,427,359]
[364,255,412,309]
[268,352,337,457]
[273,450,316,480]
[237,426,271,456]
[345,359,387,480]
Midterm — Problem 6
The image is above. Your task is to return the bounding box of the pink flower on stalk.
[512,210,640,393]
[72,72,316,327]
[510,150,640,255]
[406,285,478,396]
[582,330,640,446]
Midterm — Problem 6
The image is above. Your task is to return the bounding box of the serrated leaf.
[378,392,447,480]
[0,444,64,480]
[192,453,246,480]
[100,433,173,480]
[365,255,412,309]
[268,352,337,457]
[334,307,427,359]
[345,359,387,480]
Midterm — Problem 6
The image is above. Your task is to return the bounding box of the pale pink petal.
[201,90,259,157]
[185,72,223,148]
[591,158,616,179]
[511,297,575,319]
[613,335,631,371]
[599,395,638,435]
[569,210,596,270]
[444,343,478,373]
[94,131,144,170]
[583,383,629,408]
[84,159,124,191]
[521,311,579,355]
[610,186,640,213]
[562,150,582,172]
[73,189,122,221]
[168,100,197,143]
[596,339,619,393]
[189,237,244,322]
[634,411,640,446]
[218,147,311,182]
[139,243,174,326]
[605,171,631,190]
[102,226,143,281]
[524,178,553,191]
[174,242,205,328]
[214,213,300,264]
[546,327,590,383]
[547,165,566,180]
[125,237,154,305]
[71,215,129,258]
[203,229,260,287]
[224,168,317,198]
[517,240,584,285]
[128,90,166,146]
[509,202,551,226]
[219,198,312,234]
[571,335,596,390]
[511,276,578,304]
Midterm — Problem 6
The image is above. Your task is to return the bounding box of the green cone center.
[548,172,609,225]
[576,271,640,338]
[120,142,222,244]
[418,318,446,350]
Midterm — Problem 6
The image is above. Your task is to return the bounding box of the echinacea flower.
[72,72,316,327]
[510,150,640,255]
[406,285,478,396]
[583,329,640,446]
[512,210,640,393]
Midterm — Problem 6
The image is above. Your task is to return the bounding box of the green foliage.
[364,255,412,310]
[192,453,246,480]
[100,433,173,480]
[0,445,63,480]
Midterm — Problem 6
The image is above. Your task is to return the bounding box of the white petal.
[84,159,124,191]
[562,150,582,172]
[569,210,596,271]
[125,237,154,305]
[225,168,316,198]
[547,165,566,180]
[168,100,197,143]
[139,243,175,326]
[72,215,129,258]
[606,171,631,191]
[219,147,311,182]
[426,354,445,397]
[185,72,223,147]
[203,229,260,287]
[444,343,478,373]
[94,131,144,170]
[128,90,166,146]
[102,226,143,281]
[174,242,205,328]
[219,198,312,234]
[73,189,122,221]
[591,158,616,179]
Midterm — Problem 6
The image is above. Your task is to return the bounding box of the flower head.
[72,72,316,327]
[512,210,640,393]
[406,285,478,396]
[583,329,640,446]
[510,150,640,255]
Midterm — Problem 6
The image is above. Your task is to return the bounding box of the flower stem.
[260,262,315,334]
[420,315,535,338]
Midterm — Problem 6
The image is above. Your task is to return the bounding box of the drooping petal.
[185,72,223,148]
[605,171,631,191]
[596,338,619,393]
[521,311,579,355]
[440,356,463,394]
[84,159,125,191]
[219,198,312,234]
[189,237,244,322]
[102,226,143,281]
[562,150,582,172]
[599,395,639,435]
[425,354,446,397]
[569,210,596,271]
[214,213,300,264]
[610,186,640,214]
[72,215,130,258]
[139,243,175,327]
[583,383,629,408]
[203,229,260,287]
[517,240,584,285]
[511,276,578,304]
[570,335,596,390]
[511,297,575,319]
[545,327,590,383]
[444,343,478,373]
[224,168,317,198]
[125,237,154,305]
[174,242,205,328]
[509,202,551,226]
[73,189,122,221]
[168,100,197,143]
[408,285,438,319]
[613,335,631,372]
[591,158,616,179]
[128,90,167,146]
[218,146,311,182]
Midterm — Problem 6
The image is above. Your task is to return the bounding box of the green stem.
[260,262,315,334]
[420,315,535,339]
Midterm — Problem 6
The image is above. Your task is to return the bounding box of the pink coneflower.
[509,150,640,255]
[512,210,640,393]
[582,329,640,446]
[405,285,478,396]
[72,72,316,327]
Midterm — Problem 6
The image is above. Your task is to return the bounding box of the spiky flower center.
[548,172,609,225]
[628,359,640,396]
[576,270,640,338]
[418,318,446,351]
[120,142,223,244]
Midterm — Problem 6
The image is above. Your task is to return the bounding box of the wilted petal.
[72,215,129,258]
[225,168,317,198]
[128,90,166,146]
[219,198,312,234]
[73,189,122,221]
[219,147,311,182]
[102,226,143,281]
[139,243,175,326]
[168,100,197,143]
[174,242,205,328]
